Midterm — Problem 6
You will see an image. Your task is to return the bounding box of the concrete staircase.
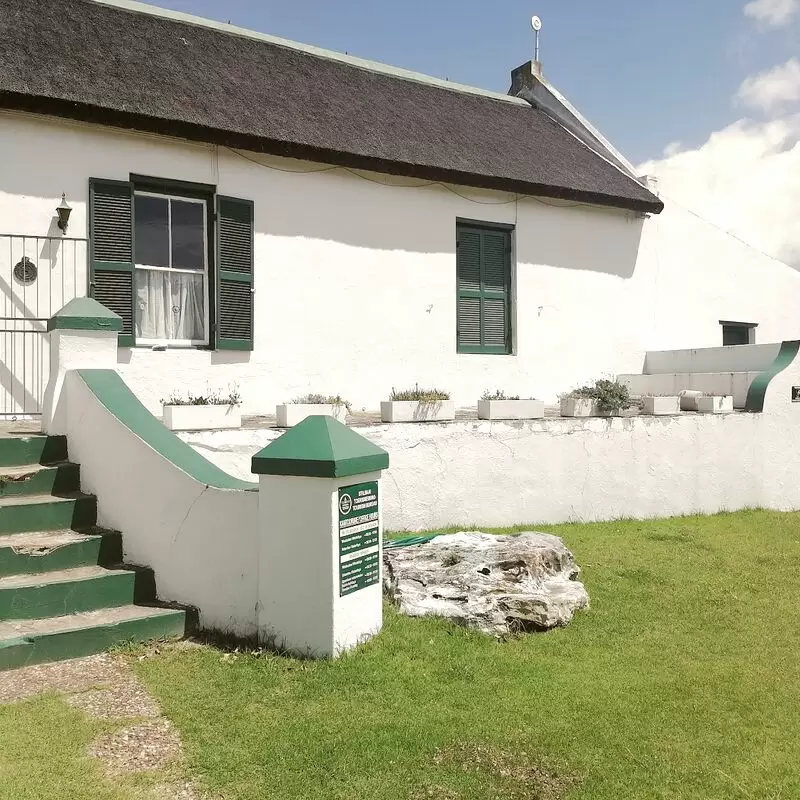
[0,433,186,670]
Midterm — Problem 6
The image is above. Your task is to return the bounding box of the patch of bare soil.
[422,741,578,800]
[0,653,212,800]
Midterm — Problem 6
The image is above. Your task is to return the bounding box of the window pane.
[134,195,169,268]
[171,272,205,341]
[723,325,750,346]
[171,200,205,271]
[135,268,171,339]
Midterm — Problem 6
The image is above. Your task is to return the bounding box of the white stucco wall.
[258,472,383,657]
[62,371,259,634]
[182,353,800,531]
[3,109,800,416]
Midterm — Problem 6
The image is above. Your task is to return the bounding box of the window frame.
[132,184,213,348]
[720,320,757,347]
[455,219,515,356]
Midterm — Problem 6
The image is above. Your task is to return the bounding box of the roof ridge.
[89,0,529,107]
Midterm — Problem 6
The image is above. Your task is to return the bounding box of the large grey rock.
[384,532,589,635]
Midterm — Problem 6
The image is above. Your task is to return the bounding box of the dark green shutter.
[215,196,254,351]
[89,179,135,346]
[456,224,511,354]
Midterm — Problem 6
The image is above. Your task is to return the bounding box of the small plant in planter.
[381,384,454,423]
[477,389,544,421]
[276,393,352,427]
[560,379,632,418]
[161,386,242,431]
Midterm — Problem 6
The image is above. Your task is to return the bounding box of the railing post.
[41,298,121,434]
[251,416,390,658]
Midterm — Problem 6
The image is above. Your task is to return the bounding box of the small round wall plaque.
[13,257,37,286]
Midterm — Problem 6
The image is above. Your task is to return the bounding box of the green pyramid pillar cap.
[252,416,389,478]
[47,297,123,332]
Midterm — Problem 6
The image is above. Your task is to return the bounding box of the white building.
[2,0,799,418]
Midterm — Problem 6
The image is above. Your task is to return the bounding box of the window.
[721,321,757,346]
[134,192,209,345]
[88,177,255,351]
[456,222,512,354]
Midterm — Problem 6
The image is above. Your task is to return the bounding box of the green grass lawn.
[0,695,132,800]
[4,510,800,799]
[126,510,800,800]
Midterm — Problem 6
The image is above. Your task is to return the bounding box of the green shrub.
[390,385,450,402]
[480,389,521,401]
[292,393,351,411]
[567,378,632,415]
[162,386,241,406]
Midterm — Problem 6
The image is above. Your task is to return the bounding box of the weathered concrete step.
[0,462,80,498]
[0,492,96,534]
[0,605,187,671]
[0,529,122,578]
[0,565,136,620]
[0,435,67,468]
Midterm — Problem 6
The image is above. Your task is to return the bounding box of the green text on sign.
[339,481,380,597]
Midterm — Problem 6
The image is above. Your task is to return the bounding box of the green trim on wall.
[745,340,800,412]
[76,370,256,491]
[47,297,123,332]
[252,415,389,478]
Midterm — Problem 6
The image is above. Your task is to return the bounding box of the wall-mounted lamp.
[56,193,71,234]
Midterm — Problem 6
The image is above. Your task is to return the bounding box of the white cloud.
[639,114,800,267]
[737,58,800,113]
[743,0,800,26]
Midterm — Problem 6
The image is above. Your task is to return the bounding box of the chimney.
[509,60,543,97]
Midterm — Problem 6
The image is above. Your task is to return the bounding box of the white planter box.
[162,404,242,431]
[680,390,703,411]
[477,399,544,420]
[559,397,600,417]
[696,395,734,414]
[641,396,680,416]
[380,400,455,423]
[276,403,348,428]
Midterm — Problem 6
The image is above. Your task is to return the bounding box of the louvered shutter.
[215,196,254,351]
[456,225,511,354]
[89,179,135,346]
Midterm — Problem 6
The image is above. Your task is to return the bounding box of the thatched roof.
[0,0,662,213]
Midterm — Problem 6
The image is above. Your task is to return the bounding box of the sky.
[145,0,800,266]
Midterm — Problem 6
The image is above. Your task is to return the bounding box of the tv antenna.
[530,15,542,62]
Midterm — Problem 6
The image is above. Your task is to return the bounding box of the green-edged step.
[0,433,187,670]
[0,565,138,619]
[0,606,187,671]
[0,529,122,578]
[0,461,81,498]
[0,434,67,468]
[0,493,97,534]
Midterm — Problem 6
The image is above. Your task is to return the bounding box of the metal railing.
[0,235,88,418]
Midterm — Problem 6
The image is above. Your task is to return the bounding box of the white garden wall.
[4,109,800,416]
[62,371,259,635]
[180,342,800,531]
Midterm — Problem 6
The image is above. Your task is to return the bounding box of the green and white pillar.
[251,416,390,658]
[42,298,122,434]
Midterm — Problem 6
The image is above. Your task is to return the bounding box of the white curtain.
[135,269,205,341]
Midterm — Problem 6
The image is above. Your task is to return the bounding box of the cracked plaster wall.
[181,396,800,531]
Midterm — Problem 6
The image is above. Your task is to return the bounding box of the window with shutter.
[89,179,135,346]
[456,223,512,354]
[215,196,254,351]
[90,178,255,351]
